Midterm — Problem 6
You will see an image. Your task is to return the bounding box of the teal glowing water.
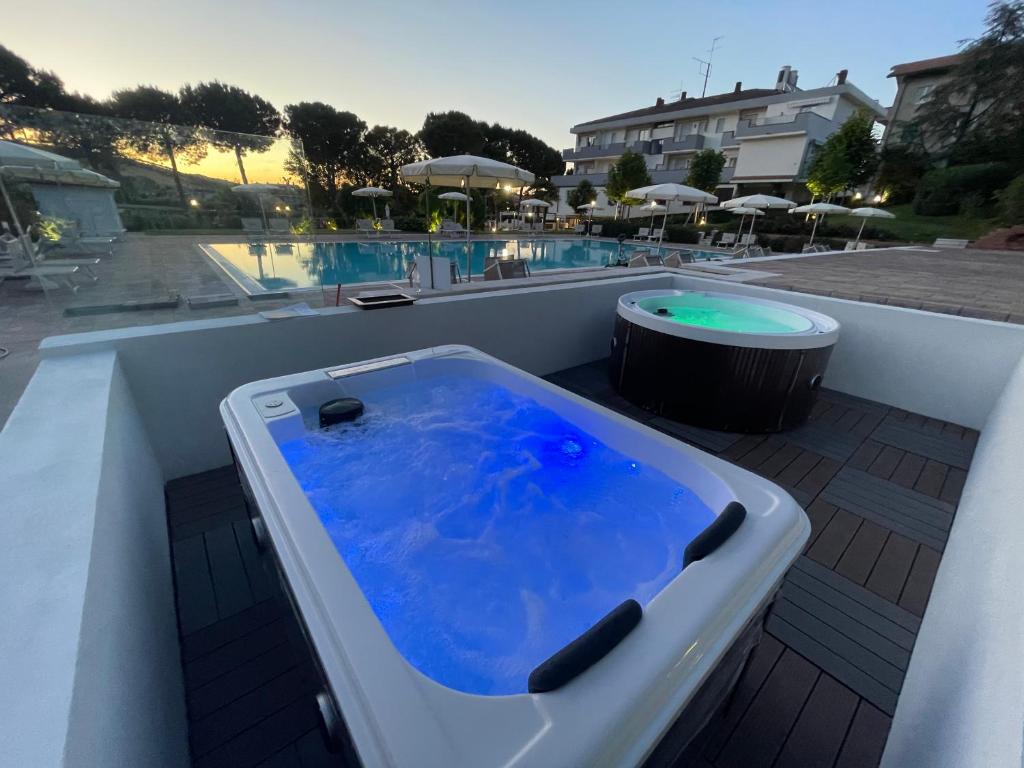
[206,238,721,291]
[637,293,814,334]
[278,374,715,695]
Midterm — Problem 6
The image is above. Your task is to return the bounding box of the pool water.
[278,374,715,695]
[205,238,720,291]
[637,293,815,334]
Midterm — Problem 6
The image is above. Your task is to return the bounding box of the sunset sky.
[6,0,987,157]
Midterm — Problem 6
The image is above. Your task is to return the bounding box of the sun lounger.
[574,224,586,235]
[627,251,665,268]
[356,219,380,237]
[647,228,664,242]
[380,219,398,235]
[241,218,266,243]
[591,224,603,236]
[663,250,695,268]
[717,233,736,247]
[4,238,100,281]
[483,257,531,280]
[0,264,81,291]
[441,221,467,237]
[933,238,969,249]
[268,218,291,237]
[632,227,650,241]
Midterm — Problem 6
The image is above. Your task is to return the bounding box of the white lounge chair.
[268,218,291,237]
[647,228,664,242]
[441,221,467,237]
[241,218,266,243]
[573,224,586,235]
[380,219,398,236]
[591,224,603,236]
[4,237,99,282]
[627,251,665,268]
[933,238,969,249]
[663,250,695,268]
[718,233,737,248]
[484,257,531,280]
[632,227,650,241]
[355,219,379,237]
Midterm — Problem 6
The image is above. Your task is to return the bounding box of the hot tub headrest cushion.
[319,398,365,428]
[528,599,642,693]
[683,501,747,569]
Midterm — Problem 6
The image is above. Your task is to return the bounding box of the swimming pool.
[222,345,809,766]
[201,238,721,293]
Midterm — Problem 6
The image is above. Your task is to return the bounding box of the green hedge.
[999,174,1024,225]
[913,162,1015,216]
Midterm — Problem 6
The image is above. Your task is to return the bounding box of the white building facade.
[553,67,887,217]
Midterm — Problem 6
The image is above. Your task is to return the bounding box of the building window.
[913,84,935,104]
[654,121,673,129]
[638,128,651,141]
[727,156,737,167]
[714,117,725,133]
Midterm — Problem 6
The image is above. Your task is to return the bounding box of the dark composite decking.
[165,359,976,768]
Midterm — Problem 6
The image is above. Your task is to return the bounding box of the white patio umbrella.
[848,207,896,246]
[521,198,549,231]
[438,191,469,226]
[792,202,851,245]
[577,201,597,233]
[727,206,763,241]
[351,186,393,220]
[231,183,289,230]
[401,154,534,282]
[722,194,796,239]
[626,183,718,248]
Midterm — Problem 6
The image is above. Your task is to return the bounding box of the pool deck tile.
[166,360,975,767]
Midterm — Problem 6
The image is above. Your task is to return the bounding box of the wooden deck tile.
[773,674,859,768]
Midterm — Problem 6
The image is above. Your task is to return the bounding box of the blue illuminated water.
[278,374,715,695]
[206,238,722,291]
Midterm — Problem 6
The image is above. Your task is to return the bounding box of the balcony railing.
[562,142,626,161]
[629,140,652,154]
[661,134,705,153]
[721,131,739,147]
[734,111,832,140]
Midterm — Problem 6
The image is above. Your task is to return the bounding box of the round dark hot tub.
[610,290,840,433]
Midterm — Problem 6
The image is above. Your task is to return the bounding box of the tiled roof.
[574,88,780,129]
[888,54,966,78]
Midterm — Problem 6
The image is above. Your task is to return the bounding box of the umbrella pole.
[855,219,866,246]
[426,182,434,289]
[258,195,268,231]
[465,176,471,282]
[809,215,820,246]
[371,196,377,221]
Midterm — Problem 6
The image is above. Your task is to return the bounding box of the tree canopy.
[686,149,726,193]
[806,110,878,198]
[419,111,486,157]
[567,178,597,210]
[283,102,366,210]
[358,125,425,189]
[914,1,1024,164]
[606,150,651,214]
[179,81,281,183]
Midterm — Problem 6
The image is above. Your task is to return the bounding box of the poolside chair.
[356,219,380,238]
[632,227,650,241]
[663,250,695,268]
[647,228,664,242]
[380,219,398,236]
[718,233,737,248]
[241,218,266,243]
[52,223,116,257]
[441,221,467,237]
[483,256,531,280]
[591,224,603,236]
[268,218,291,237]
[574,224,586,235]
[4,236,100,282]
[627,251,665,268]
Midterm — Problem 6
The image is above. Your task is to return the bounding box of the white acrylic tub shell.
[220,345,810,767]
[618,289,841,350]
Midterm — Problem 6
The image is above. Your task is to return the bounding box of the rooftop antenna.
[692,36,724,97]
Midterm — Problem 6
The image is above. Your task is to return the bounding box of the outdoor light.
[854,192,863,200]
[591,199,596,205]
[285,205,291,212]
[189,198,200,207]
[873,194,882,203]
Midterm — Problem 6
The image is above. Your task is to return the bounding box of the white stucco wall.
[0,352,188,768]
[734,134,808,179]
[881,353,1024,768]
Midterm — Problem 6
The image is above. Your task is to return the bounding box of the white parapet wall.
[881,353,1024,767]
[670,274,1024,430]
[0,352,188,768]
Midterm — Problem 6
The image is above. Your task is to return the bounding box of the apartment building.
[880,54,967,152]
[552,66,886,216]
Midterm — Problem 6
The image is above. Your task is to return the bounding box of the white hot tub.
[221,345,809,767]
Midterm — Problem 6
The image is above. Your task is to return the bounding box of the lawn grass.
[825,204,1000,243]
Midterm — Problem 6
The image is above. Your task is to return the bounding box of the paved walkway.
[735,247,1024,323]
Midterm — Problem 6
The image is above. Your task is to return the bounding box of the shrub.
[594,219,639,239]
[393,215,427,232]
[998,174,1024,225]
[664,224,700,244]
[912,162,1015,216]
